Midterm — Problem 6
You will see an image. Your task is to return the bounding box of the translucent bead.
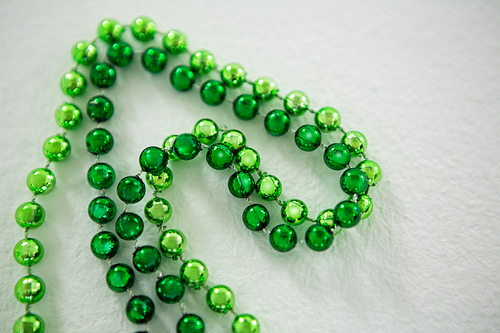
[72,41,97,66]
[193,118,219,145]
[146,167,173,191]
[156,275,185,303]
[55,103,82,130]
[333,201,362,228]
[233,94,259,120]
[281,199,308,226]
[228,171,255,198]
[206,285,235,314]
[86,128,114,155]
[315,107,341,132]
[177,314,205,333]
[131,17,156,42]
[180,259,208,289]
[190,50,215,74]
[200,80,226,106]
[323,143,351,170]
[60,70,86,97]
[26,168,55,195]
[341,131,367,157]
[139,146,168,175]
[253,77,278,101]
[340,168,368,195]
[317,209,336,229]
[106,263,135,292]
[264,110,290,136]
[269,224,297,252]
[13,313,44,333]
[90,62,116,88]
[107,41,134,67]
[356,160,382,186]
[142,47,167,73]
[170,65,196,91]
[14,275,45,304]
[173,133,201,160]
[90,231,120,259]
[221,63,246,88]
[233,313,260,333]
[87,163,115,189]
[242,204,270,231]
[256,174,282,200]
[13,238,44,266]
[98,19,124,43]
[126,295,155,324]
[88,196,117,224]
[284,90,309,116]
[234,147,260,172]
[133,245,161,274]
[305,224,333,251]
[117,176,146,204]
[221,130,246,150]
[159,229,186,259]
[294,125,322,151]
[351,194,373,219]
[15,202,45,229]
[163,135,180,161]
[144,197,172,225]
[87,95,114,122]
[206,143,234,170]
[115,212,144,240]
[163,30,187,54]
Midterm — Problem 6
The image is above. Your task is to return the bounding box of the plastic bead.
[133,245,161,274]
[177,314,205,333]
[26,168,55,195]
[115,212,144,240]
[281,199,308,226]
[333,201,362,228]
[221,63,246,88]
[221,130,246,150]
[116,176,146,204]
[323,143,351,170]
[126,295,155,324]
[264,110,290,136]
[163,135,180,161]
[87,163,115,189]
[341,131,367,157]
[352,194,373,219]
[305,224,334,251]
[98,19,124,43]
[87,95,114,122]
[228,171,255,198]
[85,128,114,155]
[139,146,168,175]
[180,259,208,289]
[146,167,173,192]
[233,94,259,120]
[356,160,382,186]
[206,285,235,314]
[15,202,45,229]
[340,168,369,195]
[233,313,260,333]
[14,275,45,304]
[142,47,167,73]
[173,133,201,160]
[107,41,134,67]
[156,275,185,303]
[256,174,282,200]
[131,17,156,42]
[234,147,260,172]
[13,238,44,266]
[106,263,135,292]
[269,224,297,252]
[71,41,97,66]
[163,30,187,54]
[284,90,309,116]
[242,204,270,231]
[90,62,116,88]
[55,103,82,130]
[315,107,341,132]
[190,50,215,74]
[206,143,234,170]
[144,197,172,225]
[200,80,226,106]
[170,65,196,91]
[294,125,322,151]
[193,118,219,144]
[60,70,86,97]
[88,196,117,224]
[90,231,120,259]
[13,313,44,333]
[159,229,186,259]
[253,77,278,101]
[317,209,336,229]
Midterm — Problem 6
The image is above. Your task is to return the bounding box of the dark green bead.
[170,65,196,91]
[87,95,114,122]
[232,313,260,333]
[305,224,333,251]
[200,80,226,106]
[253,77,278,101]
[72,41,97,66]
[324,143,351,170]
[221,130,246,150]
[163,135,180,161]
[55,103,82,130]
[163,30,187,54]
[133,245,161,274]
[140,146,168,175]
[13,313,44,333]
[281,199,308,226]
[106,263,135,292]
[221,63,245,88]
[159,229,186,259]
[190,50,215,74]
[15,202,45,229]
[294,125,322,151]
[242,204,270,231]
[156,275,185,303]
[142,47,167,73]
[146,167,173,191]
[339,168,369,195]
[179,259,208,289]
[115,212,144,240]
[341,131,367,157]
[14,275,45,304]
[234,147,260,172]
[333,201,362,228]
[87,163,115,189]
[60,70,87,97]
[206,143,234,170]
[98,19,124,43]
[206,285,235,314]
[90,62,116,88]
[177,314,205,333]
[193,118,219,145]
[88,196,117,224]
[264,110,290,136]
[269,224,297,252]
[107,41,133,67]
[173,133,201,160]
[284,90,309,116]
[131,17,156,42]
[126,295,155,324]
[116,176,146,204]
[90,231,120,259]
[144,197,172,225]
[233,94,259,120]
[256,174,282,200]
[315,107,341,132]
[228,171,255,198]
[85,128,114,155]
[13,238,44,266]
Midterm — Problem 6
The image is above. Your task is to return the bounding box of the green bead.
[190,50,215,74]
[60,70,86,97]
[170,65,196,91]
[200,80,226,106]
[234,147,260,172]
[163,30,187,54]
[126,295,155,324]
[13,313,44,333]
[256,174,282,200]
[242,204,270,231]
[340,168,369,195]
[351,194,373,219]
[221,130,246,150]
[333,201,362,228]
[228,171,255,198]
[193,118,219,144]
[90,231,120,259]
[107,41,134,67]
[324,143,351,170]
[140,146,168,175]
[206,143,234,170]
[13,238,44,266]
[106,263,135,292]
[180,259,208,289]
[232,314,260,333]
[85,128,114,155]
[269,224,297,252]
[87,95,114,122]
[133,245,161,273]
[117,176,146,204]
[142,47,167,73]
[131,17,155,41]
[15,202,45,229]
[177,314,205,333]
[88,196,117,224]
[26,168,55,195]
[146,167,173,192]
[221,63,246,88]
[71,41,97,66]
[159,229,186,259]
[264,110,290,136]
[115,212,144,240]
[305,224,334,251]
[356,160,382,186]
[253,77,278,101]
[341,131,367,157]
[281,199,308,226]
[54,103,82,130]
[173,133,201,160]
[284,90,309,116]
[144,197,172,225]
[156,275,185,303]
[294,125,322,151]
[314,107,341,132]
[317,209,336,229]
[98,19,124,43]
[233,94,259,120]
[87,163,115,189]
[14,275,45,304]
[90,62,116,88]
[163,135,180,161]
[206,285,235,314]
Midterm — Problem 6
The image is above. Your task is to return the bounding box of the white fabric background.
[0,1,499,332]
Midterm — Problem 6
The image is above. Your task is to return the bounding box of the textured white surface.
[1,1,499,332]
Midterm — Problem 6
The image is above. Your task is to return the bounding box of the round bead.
[269,224,297,252]
[98,19,124,43]
[264,110,291,136]
[26,168,55,195]
[163,135,180,161]
[221,63,246,88]
[232,313,260,333]
[253,77,278,101]
[90,231,120,259]
[294,125,322,151]
[107,41,134,67]
[353,194,373,219]
[281,199,308,226]
[284,90,309,116]
[13,238,44,266]
[133,245,161,273]
[233,94,259,120]
[228,171,255,198]
[190,50,215,74]
[15,202,45,229]
[206,285,235,314]
[200,80,226,106]
[256,174,282,200]
[87,95,114,122]
[234,147,260,172]
[156,275,185,303]
[315,107,341,132]
[14,275,45,304]
[88,196,117,224]
[71,41,97,66]
[177,314,205,333]
[206,143,234,170]
[87,163,115,189]
[221,130,246,150]
[193,118,219,144]
[356,160,382,186]
[170,65,196,91]
[117,176,146,204]
[159,229,186,259]
[317,209,336,229]
[305,224,334,251]
[242,204,270,231]
[115,212,144,240]
[140,146,168,175]
[146,167,173,192]
[163,30,187,54]
[144,197,172,225]
[323,143,351,170]
[106,263,135,292]
[126,295,155,324]
[60,70,86,97]
[13,313,44,333]
[131,17,155,42]
[90,62,116,88]
[340,168,369,195]
[341,131,367,157]
[85,128,114,155]
[142,47,167,73]
[180,259,208,289]
[333,201,362,228]
[55,103,82,129]
[173,133,201,160]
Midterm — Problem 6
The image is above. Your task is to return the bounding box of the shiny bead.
[356,160,382,186]
[88,196,117,224]
[256,174,282,200]
[14,275,45,304]
[133,245,161,273]
[269,224,297,252]
[159,229,186,259]
[107,41,134,67]
[142,47,167,73]
[26,168,55,195]
[87,95,114,122]
[60,70,86,97]
[253,77,278,101]
[206,143,234,170]
[193,118,219,144]
[333,201,362,228]
[85,128,114,155]
[163,135,180,161]
[233,94,259,120]
[264,110,290,136]
[221,130,246,150]
[144,197,172,225]
[126,295,155,324]
[90,231,120,259]
[232,313,260,333]
[206,285,235,314]
[54,103,82,129]
[117,176,146,204]
[352,194,373,219]
[234,147,260,172]
[323,143,351,170]
[242,204,270,231]
[284,90,309,116]
[200,80,226,106]
[228,171,255,198]
[341,131,367,157]
[170,65,195,91]
[131,17,155,42]
[281,199,308,226]
[15,202,45,229]
[163,30,187,54]
[13,313,44,333]
[173,133,201,160]
[106,263,135,292]
[180,259,208,289]
[71,41,97,66]
[317,209,336,229]
[90,62,116,88]
[305,224,333,251]
[146,167,173,192]
[140,146,168,175]
[340,168,369,195]
[314,107,341,132]
[98,19,124,43]
[87,163,115,189]
[156,275,185,303]
[177,314,205,333]
[13,238,44,266]
[190,50,215,74]
[221,63,246,88]
[294,125,322,151]
[115,212,144,240]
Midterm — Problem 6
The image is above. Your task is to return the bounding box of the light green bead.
[26,168,55,195]
[54,103,82,130]
[144,197,172,225]
[146,167,173,192]
[253,77,278,101]
[317,209,336,229]
[256,174,282,200]
[341,131,367,157]
[234,147,260,172]
[13,313,44,333]
[180,259,208,289]
[356,160,382,186]
[98,19,124,43]
[351,194,373,219]
[281,199,308,226]
[159,229,186,259]
[71,41,97,66]
[221,63,246,88]
[193,118,219,145]
[284,90,309,116]
[131,17,156,42]
[190,50,215,74]
[42,134,70,162]
[13,238,44,266]
[221,130,246,150]
[14,275,45,304]
[233,313,260,333]
[206,285,235,314]
[163,135,180,161]
[315,107,341,132]
[60,70,86,97]
[15,202,45,229]
[163,30,187,54]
